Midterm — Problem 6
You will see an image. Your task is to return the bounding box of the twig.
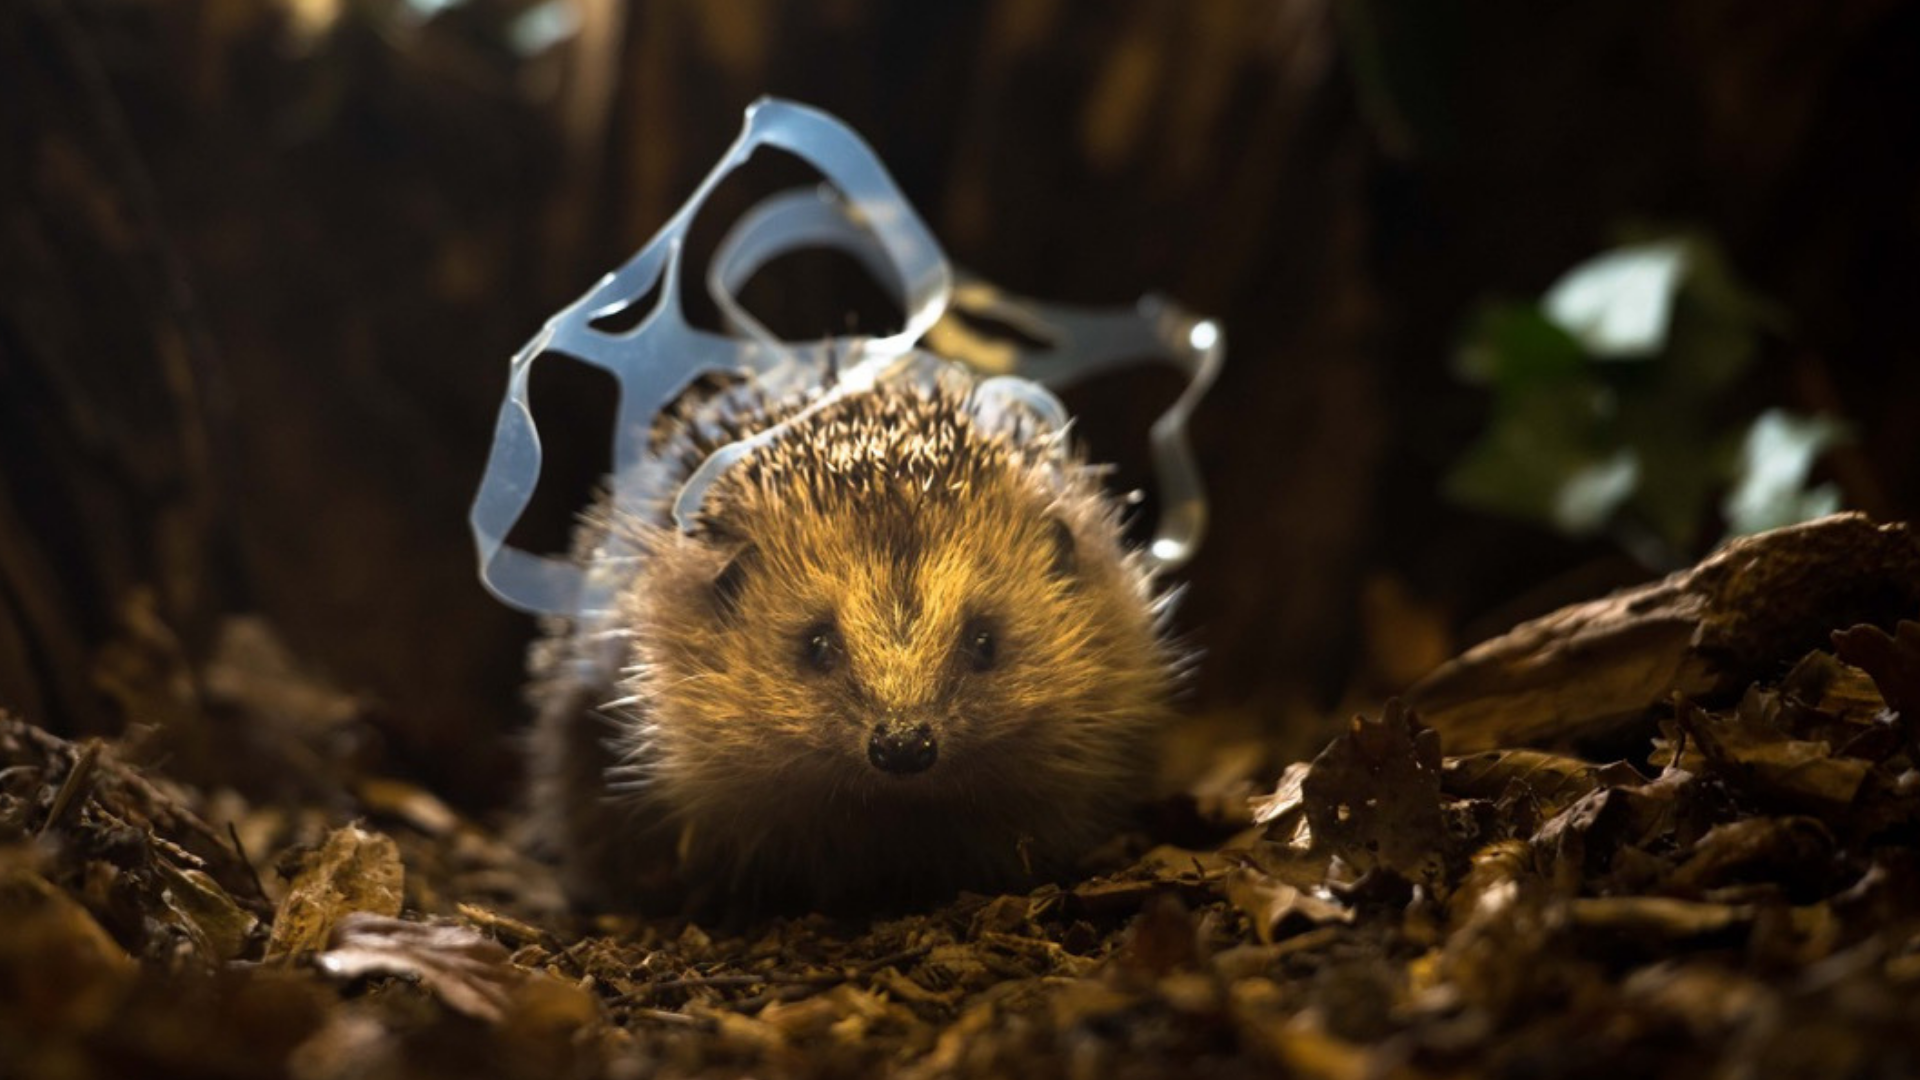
[640,970,839,994]
[624,1006,713,1029]
[225,819,274,906]
[622,941,936,1006]
[38,739,102,838]
[853,943,934,977]
[621,942,932,1006]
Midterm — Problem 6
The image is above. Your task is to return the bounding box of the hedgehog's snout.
[868,715,938,775]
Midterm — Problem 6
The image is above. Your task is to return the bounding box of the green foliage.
[1445,234,1846,568]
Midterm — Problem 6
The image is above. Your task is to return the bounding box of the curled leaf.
[1679,701,1870,808]
[313,913,524,1022]
[1833,621,1920,724]
[1250,761,1312,825]
[155,861,259,962]
[1222,869,1352,945]
[1442,749,1642,815]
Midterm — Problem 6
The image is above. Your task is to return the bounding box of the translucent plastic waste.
[471,98,1223,620]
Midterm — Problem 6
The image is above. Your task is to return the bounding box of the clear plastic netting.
[471,98,1223,620]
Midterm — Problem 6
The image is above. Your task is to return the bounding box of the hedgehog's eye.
[800,620,843,674]
[959,617,998,672]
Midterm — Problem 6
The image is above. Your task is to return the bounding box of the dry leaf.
[267,825,404,960]
[154,860,259,962]
[1680,699,1871,807]
[1441,748,1644,814]
[1222,869,1352,944]
[1566,896,1753,938]
[1249,761,1313,826]
[1833,621,1920,744]
[1302,701,1450,883]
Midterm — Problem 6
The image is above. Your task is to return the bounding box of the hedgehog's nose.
[868,718,938,775]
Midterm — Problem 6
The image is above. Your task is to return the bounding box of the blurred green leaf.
[1543,241,1687,359]
[1722,410,1848,537]
[1551,448,1639,535]
[1608,396,1735,559]
[1444,382,1616,531]
[1454,303,1586,388]
[1444,230,1844,565]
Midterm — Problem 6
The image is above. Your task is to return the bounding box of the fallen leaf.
[1666,816,1834,898]
[1444,840,1534,927]
[1442,749,1644,816]
[267,824,404,960]
[1680,700,1870,807]
[1222,869,1351,944]
[155,860,260,962]
[1249,761,1312,826]
[1833,621,1920,735]
[1302,701,1450,883]
[1566,896,1753,938]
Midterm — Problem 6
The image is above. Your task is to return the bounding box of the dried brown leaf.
[1228,835,1334,892]
[1781,649,1894,724]
[266,824,404,960]
[1532,786,1637,892]
[1445,839,1535,927]
[1566,896,1753,938]
[1666,816,1834,897]
[969,893,1034,936]
[1833,620,1920,734]
[1302,701,1449,883]
[154,860,259,962]
[1680,699,1871,807]
[1442,749,1646,816]
[1222,869,1352,944]
[1249,761,1312,826]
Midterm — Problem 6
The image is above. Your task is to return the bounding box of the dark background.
[4,0,1916,808]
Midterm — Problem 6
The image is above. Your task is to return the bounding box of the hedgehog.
[525,367,1178,912]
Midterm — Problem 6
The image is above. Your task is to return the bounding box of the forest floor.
[4,515,1920,1079]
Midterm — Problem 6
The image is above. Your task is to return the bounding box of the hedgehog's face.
[715,491,1085,785]
[627,470,1168,839]
[611,387,1171,898]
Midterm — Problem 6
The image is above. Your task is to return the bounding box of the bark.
[1409,513,1920,751]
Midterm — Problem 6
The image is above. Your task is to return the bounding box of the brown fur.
[526,375,1174,911]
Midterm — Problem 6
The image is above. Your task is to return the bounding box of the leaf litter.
[4,611,1920,1076]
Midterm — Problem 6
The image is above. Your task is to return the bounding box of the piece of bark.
[1408,514,1920,752]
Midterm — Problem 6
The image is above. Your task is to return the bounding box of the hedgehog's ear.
[1047,516,1078,580]
[710,544,756,616]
